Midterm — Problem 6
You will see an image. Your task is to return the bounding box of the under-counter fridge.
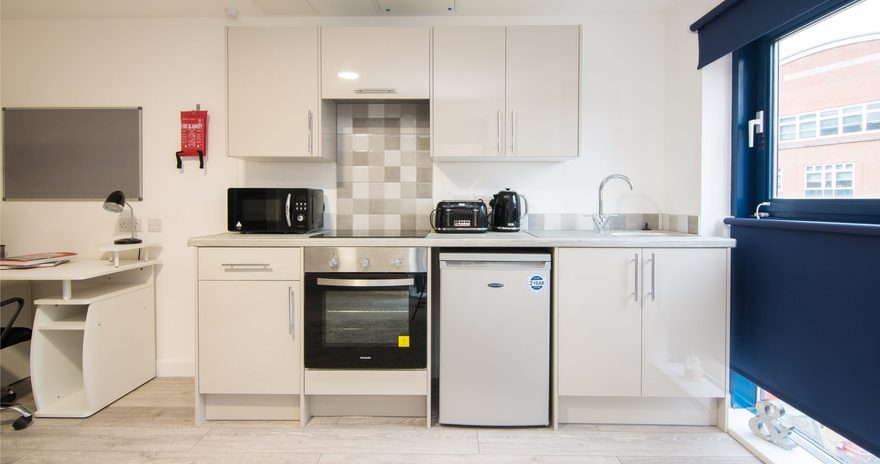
[438,252,551,426]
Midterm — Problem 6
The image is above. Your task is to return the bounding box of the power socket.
[118,217,144,232]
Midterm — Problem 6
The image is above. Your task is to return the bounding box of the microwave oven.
[227,188,323,233]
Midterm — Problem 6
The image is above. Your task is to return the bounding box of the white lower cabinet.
[198,280,299,395]
[558,248,642,397]
[196,247,301,421]
[558,247,728,400]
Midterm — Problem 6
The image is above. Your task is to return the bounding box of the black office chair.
[1,297,34,430]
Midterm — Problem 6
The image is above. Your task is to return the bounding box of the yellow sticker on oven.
[398,336,410,348]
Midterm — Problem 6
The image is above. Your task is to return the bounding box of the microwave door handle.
[285,193,292,227]
[316,278,414,288]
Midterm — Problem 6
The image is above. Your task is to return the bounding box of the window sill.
[728,408,825,464]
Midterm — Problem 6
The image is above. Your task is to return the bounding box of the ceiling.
[0,0,681,20]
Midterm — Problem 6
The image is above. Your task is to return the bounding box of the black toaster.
[432,200,489,233]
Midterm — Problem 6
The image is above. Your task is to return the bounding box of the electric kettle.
[489,188,528,232]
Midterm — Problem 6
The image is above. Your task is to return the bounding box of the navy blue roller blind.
[690,0,854,69]
[725,218,880,458]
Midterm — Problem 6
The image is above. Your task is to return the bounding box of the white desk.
[0,246,160,418]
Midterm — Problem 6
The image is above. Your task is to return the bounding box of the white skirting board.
[558,396,720,426]
[156,360,195,377]
[205,394,299,420]
[308,395,426,417]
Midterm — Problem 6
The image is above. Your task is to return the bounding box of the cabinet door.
[199,280,300,394]
[432,26,506,157]
[558,248,642,396]
[506,26,580,157]
[322,27,429,99]
[642,248,727,398]
[227,27,318,158]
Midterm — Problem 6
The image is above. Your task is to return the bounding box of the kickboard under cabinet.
[304,370,428,396]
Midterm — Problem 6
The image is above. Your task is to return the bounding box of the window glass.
[803,164,855,198]
[868,104,880,130]
[798,114,817,138]
[842,108,863,133]
[819,109,840,136]
[780,117,797,141]
[774,0,880,199]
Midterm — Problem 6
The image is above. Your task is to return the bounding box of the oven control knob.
[392,257,404,269]
[360,257,371,269]
[328,256,339,269]
[296,214,305,223]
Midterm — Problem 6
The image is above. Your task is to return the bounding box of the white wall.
[662,0,733,235]
[700,55,733,237]
[0,11,718,375]
[0,18,237,375]
[663,0,707,216]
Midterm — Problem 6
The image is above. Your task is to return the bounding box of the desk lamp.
[103,190,142,244]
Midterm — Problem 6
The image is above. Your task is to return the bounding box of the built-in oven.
[304,247,427,369]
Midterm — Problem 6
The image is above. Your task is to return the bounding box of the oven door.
[304,272,427,369]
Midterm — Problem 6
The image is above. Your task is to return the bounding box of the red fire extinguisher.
[176,106,208,170]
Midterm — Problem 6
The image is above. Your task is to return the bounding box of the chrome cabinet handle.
[647,253,656,302]
[288,286,295,338]
[353,88,397,94]
[285,193,292,227]
[316,278,414,288]
[308,110,314,155]
[221,263,271,271]
[632,253,639,302]
[511,110,517,154]
[497,110,503,154]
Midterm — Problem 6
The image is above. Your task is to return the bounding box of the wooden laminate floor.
[1,378,759,464]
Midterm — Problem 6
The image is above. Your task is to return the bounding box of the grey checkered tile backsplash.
[336,102,432,231]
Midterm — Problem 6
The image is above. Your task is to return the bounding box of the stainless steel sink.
[608,230,687,237]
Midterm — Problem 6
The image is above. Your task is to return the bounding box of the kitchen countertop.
[188,230,735,248]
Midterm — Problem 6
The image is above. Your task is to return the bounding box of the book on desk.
[0,251,77,269]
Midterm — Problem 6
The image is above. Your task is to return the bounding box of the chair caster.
[12,414,33,430]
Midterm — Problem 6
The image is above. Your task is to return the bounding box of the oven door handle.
[316,278,414,288]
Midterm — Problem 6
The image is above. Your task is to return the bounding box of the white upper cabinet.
[432,26,507,158]
[322,27,430,99]
[506,26,580,158]
[227,27,329,159]
[433,25,580,159]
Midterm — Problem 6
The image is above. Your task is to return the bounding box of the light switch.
[148,218,162,232]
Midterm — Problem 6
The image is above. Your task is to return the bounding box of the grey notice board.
[3,107,142,200]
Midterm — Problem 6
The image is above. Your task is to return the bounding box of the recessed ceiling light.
[338,71,359,80]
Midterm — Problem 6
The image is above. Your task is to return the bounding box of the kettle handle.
[519,194,529,218]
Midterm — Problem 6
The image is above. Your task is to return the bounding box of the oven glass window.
[324,290,410,345]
